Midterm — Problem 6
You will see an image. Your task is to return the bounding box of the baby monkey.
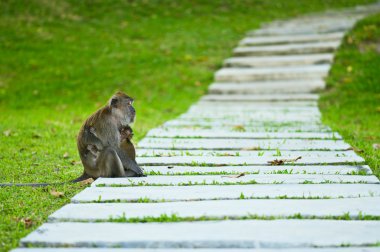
[75,91,144,181]
[119,125,136,160]
[87,125,135,162]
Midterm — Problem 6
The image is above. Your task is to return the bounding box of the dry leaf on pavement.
[241,147,261,151]
[268,156,302,165]
[222,173,245,178]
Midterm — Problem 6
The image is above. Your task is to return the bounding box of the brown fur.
[76,91,143,180]
[120,125,136,160]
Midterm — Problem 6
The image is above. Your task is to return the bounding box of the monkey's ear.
[110,98,118,107]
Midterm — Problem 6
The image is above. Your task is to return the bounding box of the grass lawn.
[0,0,377,250]
[320,13,380,179]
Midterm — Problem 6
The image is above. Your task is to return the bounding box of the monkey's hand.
[87,145,100,157]
[89,127,98,137]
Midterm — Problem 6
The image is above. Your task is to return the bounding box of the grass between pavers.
[87,195,380,204]
[0,0,377,250]
[90,195,335,204]
[96,180,374,187]
[148,136,342,140]
[107,212,380,222]
[146,170,369,176]
[320,13,380,179]
[142,161,365,166]
[138,150,354,157]
[40,212,380,226]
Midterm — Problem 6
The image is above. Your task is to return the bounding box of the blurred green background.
[0,0,378,251]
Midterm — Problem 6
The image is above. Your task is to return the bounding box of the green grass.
[105,212,380,223]
[320,13,380,178]
[0,0,377,250]
[86,195,335,204]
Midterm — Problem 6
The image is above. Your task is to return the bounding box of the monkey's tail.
[0,173,93,187]
[0,182,61,187]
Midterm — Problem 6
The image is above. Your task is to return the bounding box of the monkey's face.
[109,92,136,126]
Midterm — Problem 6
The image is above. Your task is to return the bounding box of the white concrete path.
[14,3,380,251]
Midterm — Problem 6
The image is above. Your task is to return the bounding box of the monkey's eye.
[127,100,133,106]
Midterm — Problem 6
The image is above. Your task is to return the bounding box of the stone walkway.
[14,3,380,252]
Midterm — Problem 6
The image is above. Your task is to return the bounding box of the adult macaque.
[75,91,144,180]
[0,91,144,187]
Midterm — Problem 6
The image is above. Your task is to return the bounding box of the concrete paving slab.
[239,33,344,46]
[173,115,320,123]
[92,174,379,187]
[11,248,380,252]
[196,99,318,104]
[162,124,332,133]
[140,165,370,175]
[180,111,321,119]
[136,149,360,158]
[249,18,360,36]
[224,54,333,67]
[195,100,318,107]
[186,108,321,117]
[233,42,339,56]
[215,65,329,82]
[165,119,322,127]
[137,138,351,150]
[201,94,320,102]
[184,106,322,114]
[20,220,380,248]
[49,197,380,222]
[208,80,325,94]
[73,184,380,203]
[188,103,321,112]
[145,129,338,139]
[137,154,365,166]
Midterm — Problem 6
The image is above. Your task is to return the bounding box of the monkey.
[80,124,138,179]
[75,91,145,180]
[86,125,135,162]
[120,125,136,160]
[0,91,144,187]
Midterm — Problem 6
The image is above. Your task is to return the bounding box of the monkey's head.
[109,91,136,126]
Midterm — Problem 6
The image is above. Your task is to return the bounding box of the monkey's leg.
[116,148,145,177]
[97,147,126,177]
